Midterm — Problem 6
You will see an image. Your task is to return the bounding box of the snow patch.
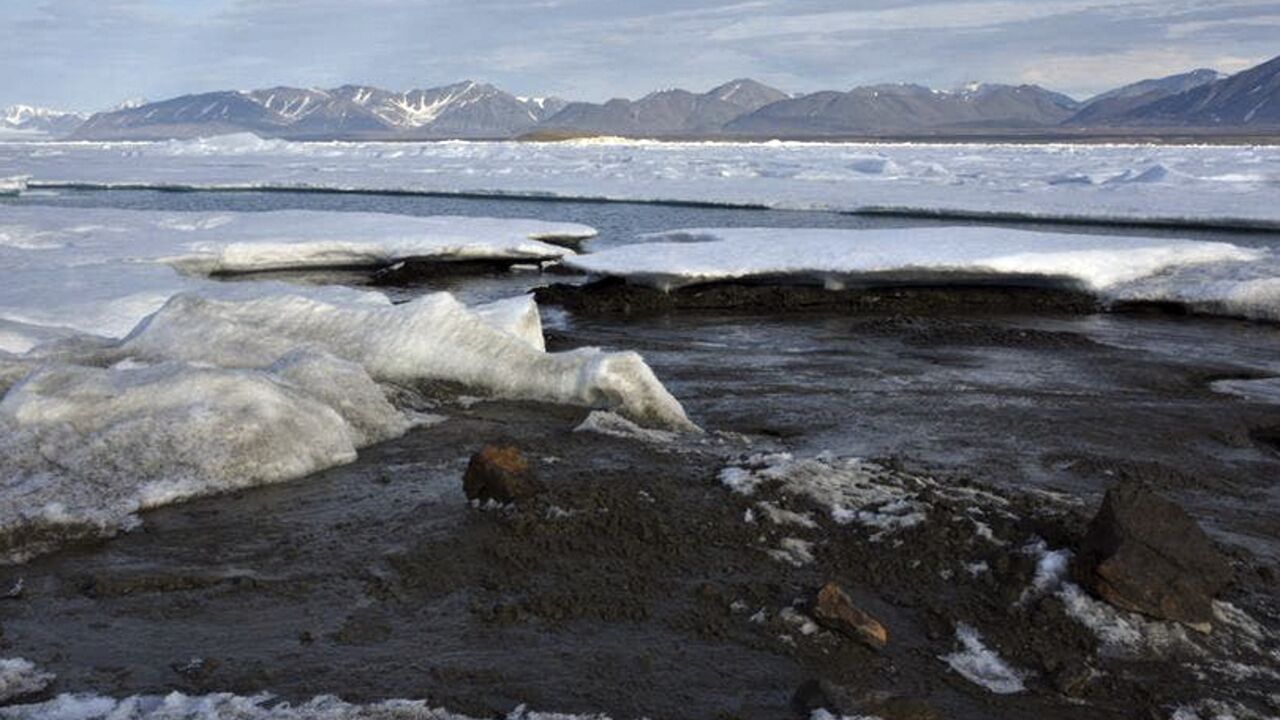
[939,624,1028,694]
[0,693,619,719]
[0,658,54,703]
[720,454,928,537]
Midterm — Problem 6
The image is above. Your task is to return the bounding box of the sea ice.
[6,138,1279,228]
[0,176,26,196]
[0,208,692,563]
[0,289,693,563]
[566,226,1261,292]
[565,226,1280,321]
[0,207,590,352]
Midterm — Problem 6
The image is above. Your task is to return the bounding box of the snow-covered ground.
[3,135,1279,228]
[565,227,1280,321]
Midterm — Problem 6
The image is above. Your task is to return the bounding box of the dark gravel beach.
[2,273,1278,719]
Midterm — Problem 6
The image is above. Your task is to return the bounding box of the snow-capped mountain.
[56,55,1280,142]
[73,82,566,140]
[2,105,88,135]
[725,83,1080,136]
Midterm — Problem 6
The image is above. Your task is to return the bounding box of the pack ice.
[564,227,1279,321]
[0,206,589,353]
[5,136,1279,228]
[0,208,691,563]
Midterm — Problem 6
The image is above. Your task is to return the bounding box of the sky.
[2,0,1277,111]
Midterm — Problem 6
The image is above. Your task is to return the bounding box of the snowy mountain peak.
[2,104,89,135]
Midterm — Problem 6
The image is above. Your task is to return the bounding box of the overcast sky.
[2,0,1277,111]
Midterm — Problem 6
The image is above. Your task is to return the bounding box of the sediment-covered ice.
[566,226,1280,321]
[5,138,1279,228]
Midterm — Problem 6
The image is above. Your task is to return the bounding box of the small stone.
[1073,481,1232,628]
[462,444,544,504]
[1052,660,1095,698]
[812,581,889,649]
[171,656,220,683]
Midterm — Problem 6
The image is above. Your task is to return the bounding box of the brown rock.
[812,581,888,649]
[1074,481,1232,629]
[462,444,544,504]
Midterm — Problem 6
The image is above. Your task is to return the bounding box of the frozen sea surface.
[3,136,1279,229]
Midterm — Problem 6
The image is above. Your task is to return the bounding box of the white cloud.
[1021,50,1266,97]
[0,0,1277,109]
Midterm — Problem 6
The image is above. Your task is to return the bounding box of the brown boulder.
[462,444,544,504]
[1074,481,1231,629]
[812,581,888,649]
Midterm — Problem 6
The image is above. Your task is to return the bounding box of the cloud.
[1020,49,1267,97]
[0,0,1276,110]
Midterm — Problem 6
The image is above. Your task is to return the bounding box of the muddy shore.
[2,281,1280,719]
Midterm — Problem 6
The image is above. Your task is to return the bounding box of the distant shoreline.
[23,130,1280,146]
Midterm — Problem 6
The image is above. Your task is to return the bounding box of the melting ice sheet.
[565,226,1280,321]
[0,291,693,563]
[0,206,588,353]
[0,207,691,563]
[5,136,1280,228]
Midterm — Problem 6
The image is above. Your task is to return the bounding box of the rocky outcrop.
[1073,481,1232,629]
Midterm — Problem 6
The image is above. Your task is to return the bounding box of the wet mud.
[3,289,1280,719]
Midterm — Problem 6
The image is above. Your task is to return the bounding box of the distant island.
[4,54,1278,142]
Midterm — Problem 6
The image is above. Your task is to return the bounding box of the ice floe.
[0,176,26,196]
[0,207,694,562]
[0,207,588,353]
[0,290,693,562]
[566,226,1260,292]
[565,226,1280,321]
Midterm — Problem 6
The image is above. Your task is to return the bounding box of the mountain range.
[70,81,566,140]
[1,105,88,135]
[8,54,1279,141]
